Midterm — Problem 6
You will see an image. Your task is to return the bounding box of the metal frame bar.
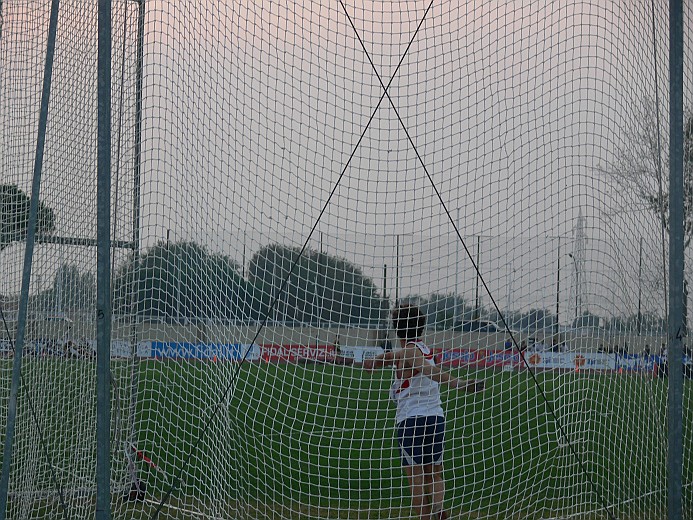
[0,0,63,517]
[667,2,684,520]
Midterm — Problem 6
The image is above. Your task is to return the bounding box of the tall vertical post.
[575,259,580,318]
[667,1,684,519]
[319,231,324,323]
[506,261,513,316]
[0,0,61,517]
[454,208,460,322]
[555,238,560,335]
[474,235,480,320]
[638,237,643,335]
[132,0,144,261]
[395,235,400,305]
[96,0,113,517]
[126,0,146,498]
[569,253,578,321]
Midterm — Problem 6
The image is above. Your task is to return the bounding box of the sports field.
[126,361,690,519]
[3,360,691,519]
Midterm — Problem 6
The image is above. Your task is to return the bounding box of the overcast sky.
[1,0,692,321]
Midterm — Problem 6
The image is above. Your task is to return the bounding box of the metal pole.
[132,0,144,261]
[569,253,578,321]
[319,231,324,323]
[0,0,61,516]
[126,0,146,500]
[506,261,513,317]
[667,1,684,519]
[638,236,643,335]
[555,238,560,335]
[455,209,460,322]
[474,235,480,320]
[395,235,400,305]
[96,0,113,517]
[576,259,580,318]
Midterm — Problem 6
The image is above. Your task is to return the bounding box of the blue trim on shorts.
[396,415,445,466]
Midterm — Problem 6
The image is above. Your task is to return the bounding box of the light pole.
[506,260,515,316]
[568,253,579,323]
[455,208,460,322]
[637,236,643,335]
[474,235,481,321]
[395,235,400,306]
[555,239,560,335]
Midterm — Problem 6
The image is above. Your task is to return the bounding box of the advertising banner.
[616,353,664,372]
[151,341,256,361]
[261,343,336,363]
[522,351,569,369]
[479,349,520,367]
[435,348,481,367]
[570,352,616,371]
[337,346,383,363]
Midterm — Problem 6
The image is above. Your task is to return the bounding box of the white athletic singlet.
[389,340,444,424]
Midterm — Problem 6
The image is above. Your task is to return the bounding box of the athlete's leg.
[404,464,431,520]
[425,463,447,519]
[420,415,447,519]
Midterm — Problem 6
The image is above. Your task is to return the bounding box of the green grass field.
[3,360,692,519]
[130,362,689,519]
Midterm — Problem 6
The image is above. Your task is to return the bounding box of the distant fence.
[4,339,689,377]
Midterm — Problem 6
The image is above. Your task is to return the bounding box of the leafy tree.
[113,241,246,319]
[607,312,666,334]
[572,310,603,329]
[53,264,95,311]
[248,244,387,325]
[607,315,631,334]
[514,308,556,332]
[0,184,55,250]
[415,293,471,330]
[487,309,519,329]
[29,265,96,312]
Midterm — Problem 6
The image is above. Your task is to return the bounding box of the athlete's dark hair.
[392,304,425,340]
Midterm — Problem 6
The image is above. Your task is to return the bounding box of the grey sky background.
[1,0,691,323]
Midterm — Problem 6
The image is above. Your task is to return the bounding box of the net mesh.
[0,0,692,519]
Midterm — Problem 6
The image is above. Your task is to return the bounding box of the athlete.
[363,304,484,520]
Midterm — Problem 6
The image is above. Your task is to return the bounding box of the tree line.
[7,238,665,333]
[110,241,388,325]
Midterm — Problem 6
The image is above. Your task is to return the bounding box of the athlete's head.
[392,304,425,340]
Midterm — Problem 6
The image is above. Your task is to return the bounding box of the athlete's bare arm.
[363,343,484,392]
[406,344,485,392]
[362,349,399,371]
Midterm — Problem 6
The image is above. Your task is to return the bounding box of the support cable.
[147,3,436,517]
[339,3,616,519]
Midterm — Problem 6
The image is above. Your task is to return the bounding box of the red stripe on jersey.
[395,378,411,395]
[408,341,435,361]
